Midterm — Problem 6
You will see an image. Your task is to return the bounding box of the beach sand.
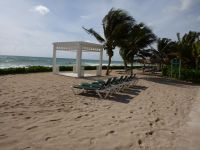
[0,70,199,150]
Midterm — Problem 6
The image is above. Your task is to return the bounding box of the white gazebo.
[52,41,103,77]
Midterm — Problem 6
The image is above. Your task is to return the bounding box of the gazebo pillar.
[76,45,82,77]
[53,45,57,73]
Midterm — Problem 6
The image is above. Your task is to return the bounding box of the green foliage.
[83,8,135,75]
[0,66,52,75]
[175,31,200,68]
[162,66,169,76]
[59,66,73,71]
[150,38,176,65]
[0,65,136,75]
[119,22,156,75]
[119,23,156,64]
[162,66,200,83]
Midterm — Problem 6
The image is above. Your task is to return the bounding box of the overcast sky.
[0,0,199,60]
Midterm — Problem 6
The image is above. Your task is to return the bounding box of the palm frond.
[82,27,105,43]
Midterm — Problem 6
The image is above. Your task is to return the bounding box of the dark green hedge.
[162,66,200,83]
[0,65,141,75]
[0,66,52,75]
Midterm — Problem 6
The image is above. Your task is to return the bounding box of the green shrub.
[27,66,52,73]
[162,66,168,76]
[84,66,96,70]
[0,65,143,75]
[59,66,73,71]
[0,66,52,75]
[162,66,200,83]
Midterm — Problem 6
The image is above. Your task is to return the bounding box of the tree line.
[83,8,200,75]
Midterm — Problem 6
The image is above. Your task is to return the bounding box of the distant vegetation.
[83,8,200,82]
[0,66,52,75]
[0,65,143,75]
[162,66,200,83]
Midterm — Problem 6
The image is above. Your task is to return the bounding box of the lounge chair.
[71,75,138,98]
[71,78,113,98]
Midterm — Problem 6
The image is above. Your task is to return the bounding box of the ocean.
[0,55,124,69]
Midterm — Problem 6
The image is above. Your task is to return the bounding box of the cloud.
[179,0,200,10]
[164,0,200,13]
[32,5,50,15]
[197,16,200,22]
[80,15,95,20]
[180,0,191,10]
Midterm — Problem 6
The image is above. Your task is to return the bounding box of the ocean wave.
[0,55,125,69]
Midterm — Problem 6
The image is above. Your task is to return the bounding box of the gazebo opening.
[52,41,103,77]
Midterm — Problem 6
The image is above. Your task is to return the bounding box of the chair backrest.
[129,74,136,80]
[122,76,128,82]
[104,78,112,86]
[118,76,124,82]
[110,77,118,84]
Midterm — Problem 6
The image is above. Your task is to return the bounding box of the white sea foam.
[0,55,126,69]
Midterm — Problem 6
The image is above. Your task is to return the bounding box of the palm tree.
[192,41,200,70]
[119,23,156,74]
[83,8,134,75]
[176,31,200,68]
[119,47,129,70]
[150,38,176,70]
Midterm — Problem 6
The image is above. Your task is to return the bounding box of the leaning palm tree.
[150,38,176,70]
[119,23,156,74]
[119,47,129,70]
[83,8,134,75]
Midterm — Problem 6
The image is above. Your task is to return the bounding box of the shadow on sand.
[80,85,147,104]
[139,76,200,87]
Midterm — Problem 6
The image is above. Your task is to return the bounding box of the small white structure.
[52,41,103,77]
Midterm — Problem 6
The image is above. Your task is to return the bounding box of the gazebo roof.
[53,41,103,52]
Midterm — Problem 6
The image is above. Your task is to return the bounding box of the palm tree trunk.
[130,56,134,75]
[159,63,162,71]
[124,60,128,71]
[106,56,111,75]
[195,58,198,70]
[131,62,133,75]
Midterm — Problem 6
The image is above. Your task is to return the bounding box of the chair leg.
[71,87,77,95]
[104,90,110,99]
[96,90,103,99]
[71,87,83,95]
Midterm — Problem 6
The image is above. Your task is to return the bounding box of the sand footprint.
[46,118,62,122]
[21,147,31,150]
[145,131,154,136]
[89,137,96,145]
[24,117,31,120]
[138,139,142,146]
[45,136,56,141]
[0,134,7,139]
[75,115,83,119]
[105,130,115,136]
[26,126,38,130]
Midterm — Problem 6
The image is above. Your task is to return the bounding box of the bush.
[162,66,200,83]
[162,66,168,76]
[27,66,52,73]
[59,66,73,71]
[0,66,52,75]
[1,65,138,75]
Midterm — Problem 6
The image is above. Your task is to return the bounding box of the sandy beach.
[0,70,199,150]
